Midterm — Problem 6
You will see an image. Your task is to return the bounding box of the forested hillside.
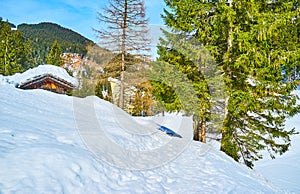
[18,22,95,64]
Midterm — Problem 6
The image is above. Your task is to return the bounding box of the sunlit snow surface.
[254,90,300,193]
[0,75,294,193]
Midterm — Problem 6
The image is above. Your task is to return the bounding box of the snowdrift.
[0,78,282,193]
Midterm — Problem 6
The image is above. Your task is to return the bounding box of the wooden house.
[19,74,75,94]
[12,64,78,94]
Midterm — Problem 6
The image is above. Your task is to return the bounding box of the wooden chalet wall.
[19,74,75,94]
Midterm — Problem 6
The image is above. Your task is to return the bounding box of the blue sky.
[0,0,166,42]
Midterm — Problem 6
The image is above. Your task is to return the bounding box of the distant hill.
[0,17,16,28]
[17,22,95,65]
[8,22,16,29]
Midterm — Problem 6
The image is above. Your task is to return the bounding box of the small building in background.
[9,64,78,94]
[19,73,75,94]
[108,77,136,114]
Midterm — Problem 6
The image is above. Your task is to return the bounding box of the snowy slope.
[0,78,282,193]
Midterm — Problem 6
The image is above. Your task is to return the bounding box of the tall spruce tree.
[46,40,63,66]
[154,34,213,142]
[13,30,35,71]
[161,0,300,167]
[0,20,30,75]
[95,0,150,109]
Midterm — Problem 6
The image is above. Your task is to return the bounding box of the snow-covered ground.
[254,90,300,194]
[0,74,299,193]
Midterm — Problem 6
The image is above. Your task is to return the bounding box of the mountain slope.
[17,22,95,64]
[0,76,281,193]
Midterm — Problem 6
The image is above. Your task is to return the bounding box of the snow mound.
[0,83,282,193]
[7,64,78,87]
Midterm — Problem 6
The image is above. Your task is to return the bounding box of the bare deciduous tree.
[95,0,150,109]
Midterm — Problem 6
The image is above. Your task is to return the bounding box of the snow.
[0,76,298,193]
[254,90,300,193]
[108,77,121,84]
[7,64,78,87]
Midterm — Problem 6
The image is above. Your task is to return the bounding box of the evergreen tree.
[153,35,213,142]
[95,78,113,102]
[46,40,63,66]
[95,0,151,109]
[161,0,300,167]
[0,19,30,75]
[13,30,35,71]
[19,22,94,65]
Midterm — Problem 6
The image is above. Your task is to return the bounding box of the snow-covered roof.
[8,64,78,87]
[108,77,121,84]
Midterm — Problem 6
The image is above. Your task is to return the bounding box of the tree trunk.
[119,0,128,109]
[200,118,206,143]
[193,117,206,143]
[221,0,233,152]
[4,36,8,76]
[119,69,125,109]
[193,120,199,141]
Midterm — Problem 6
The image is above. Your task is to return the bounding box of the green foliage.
[95,78,113,102]
[72,62,98,98]
[130,81,155,116]
[162,0,300,167]
[0,19,33,75]
[150,58,205,118]
[94,54,138,101]
[72,77,95,98]
[95,53,155,115]
[18,22,94,65]
[47,40,63,66]
[152,30,220,142]
[151,80,181,111]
